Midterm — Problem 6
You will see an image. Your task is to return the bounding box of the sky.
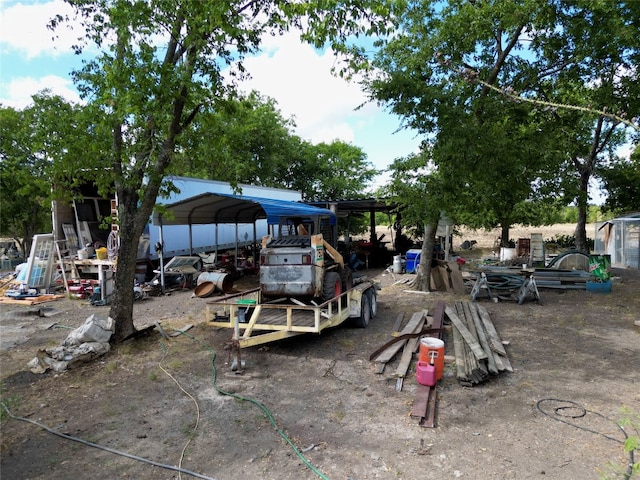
[0,0,422,191]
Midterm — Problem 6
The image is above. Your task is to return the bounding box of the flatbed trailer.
[207,279,378,348]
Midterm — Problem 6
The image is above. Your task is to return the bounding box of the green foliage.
[49,0,400,337]
[171,91,378,201]
[382,151,442,228]
[298,141,379,201]
[360,0,639,247]
[600,146,640,215]
[375,211,394,227]
[1,93,115,253]
[0,97,69,251]
[0,391,19,423]
[545,234,594,252]
[559,207,579,224]
[174,91,302,188]
[599,407,640,480]
[553,206,613,224]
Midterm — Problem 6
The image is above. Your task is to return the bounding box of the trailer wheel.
[322,271,342,302]
[352,290,371,328]
[367,288,377,318]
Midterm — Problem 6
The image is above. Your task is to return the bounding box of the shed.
[594,212,640,269]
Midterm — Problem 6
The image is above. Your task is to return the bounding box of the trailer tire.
[322,271,342,302]
[367,288,377,318]
[352,290,371,328]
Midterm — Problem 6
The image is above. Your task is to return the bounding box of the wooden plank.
[496,352,513,372]
[466,302,498,374]
[373,310,426,364]
[451,319,469,381]
[475,304,508,356]
[430,268,445,291]
[444,306,488,360]
[437,266,452,292]
[395,336,420,378]
[0,294,65,305]
[430,300,445,336]
[493,352,506,371]
[391,312,404,335]
[447,261,467,295]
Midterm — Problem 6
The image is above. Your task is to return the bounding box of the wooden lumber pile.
[0,294,65,305]
[371,310,427,374]
[445,301,512,386]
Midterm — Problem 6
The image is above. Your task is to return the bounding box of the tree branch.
[480,23,527,96]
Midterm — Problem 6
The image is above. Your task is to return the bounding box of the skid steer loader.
[259,213,353,302]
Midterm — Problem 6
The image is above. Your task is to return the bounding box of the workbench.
[69,258,115,301]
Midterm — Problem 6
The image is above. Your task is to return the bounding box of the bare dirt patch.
[1,238,639,480]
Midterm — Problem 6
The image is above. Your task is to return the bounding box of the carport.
[152,192,335,287]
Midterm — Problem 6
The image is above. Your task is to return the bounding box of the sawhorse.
[470,272,494,302]
[517,274,542,305]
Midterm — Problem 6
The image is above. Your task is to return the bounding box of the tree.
[600,144,640,215]
[52,0,401,343]
[171,92,378,202]
[1,106,45,255]
[382,151,444,291]
[364,1,570,248]
[175,91,304,186]
[0,94,96,254]
[362,0,639,253]
[295,140,378,201]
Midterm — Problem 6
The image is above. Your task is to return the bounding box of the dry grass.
[372,222,595,250]
[455,223,595,249]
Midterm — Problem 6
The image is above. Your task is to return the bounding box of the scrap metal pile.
[445,301,512,386]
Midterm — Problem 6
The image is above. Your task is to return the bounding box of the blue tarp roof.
[152,192,336,226]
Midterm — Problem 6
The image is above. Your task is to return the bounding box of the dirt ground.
[1,224,639,480]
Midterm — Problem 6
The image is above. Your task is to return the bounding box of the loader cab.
[273,214,337,246]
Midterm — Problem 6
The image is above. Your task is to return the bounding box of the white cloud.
[1,74,80,108]
[1,0,80,59]
[238,32,374,144]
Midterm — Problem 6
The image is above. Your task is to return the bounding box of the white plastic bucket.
[500,247,517,261]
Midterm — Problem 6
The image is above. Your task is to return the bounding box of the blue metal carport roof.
[152,192,336,226]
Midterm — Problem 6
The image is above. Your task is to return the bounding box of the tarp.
[152,192,336,226]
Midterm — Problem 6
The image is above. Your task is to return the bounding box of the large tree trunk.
[573,116,611,254]
[574,169,590,253]
[500,224,510,248]
[415,219,438,292]
[109,190,143,343]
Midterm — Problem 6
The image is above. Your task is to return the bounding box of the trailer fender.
[349,284,376,327]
